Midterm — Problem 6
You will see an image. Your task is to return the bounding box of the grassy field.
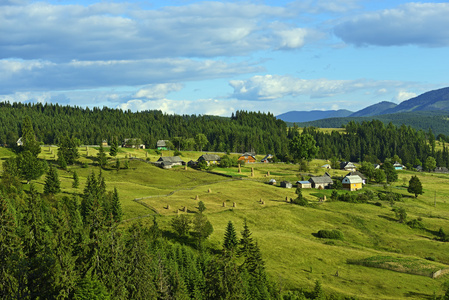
[2,146,449,298]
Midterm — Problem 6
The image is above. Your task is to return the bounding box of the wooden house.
[340,161,357,172]
[238,152,256,163]
[268,179,276,185]
[342,175,363,191]
[157,156,185,169]
[393,162,405,170]
[102,140,108,147]
[261,154,273,163]
[309,176,333,189]
[157,140,169,150]
[123,138,145,149]
[198,154,221,166]
[296,181,312,189]
[280,181,293,188]
[346,171,367,184]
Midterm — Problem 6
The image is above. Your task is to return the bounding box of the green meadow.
[3,146,449,299]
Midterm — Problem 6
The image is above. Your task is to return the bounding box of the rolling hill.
[349,101,397,117]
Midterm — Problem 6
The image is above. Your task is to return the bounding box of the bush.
[174,150,182,156]
[316,229,344,240]
[292,197,308,206]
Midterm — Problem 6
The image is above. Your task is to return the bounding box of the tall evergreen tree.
[43,164,61,195]
[109,137,119,157]
[58,136,79,165]
[17,150,46,183]
[72,170,79,188]
[223,221,238,253]
[97,144,107,168]
[20,116,41,157]
[408,175,423,198]
[111,187,122,223]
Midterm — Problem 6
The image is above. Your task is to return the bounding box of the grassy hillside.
[2,146,449,298]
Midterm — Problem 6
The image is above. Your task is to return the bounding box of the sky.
[1,0,449,116]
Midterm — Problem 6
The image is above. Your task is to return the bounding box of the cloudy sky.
[1,0,449,116]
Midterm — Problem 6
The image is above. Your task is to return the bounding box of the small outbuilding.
[157,140,169,150]
[268,179,276,185]
[280,181,293,188]
[342,175,363,191]
[157,156,185,169]
[261,154,273,163]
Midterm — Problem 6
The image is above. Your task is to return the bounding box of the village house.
[393,162,405,170]
[346,171,367,184]
[280,181,293,188]
[238,152,256,163]
[16,137,23,146]
[321,164,332,169]
[308,175,333,189]
[340,161,357,172]
[296,180,312,189]
[342,175,363,191]
[123,138,145,149]
[198,154,221,166]
[157,156,185,169]
[157,140,169,150]
[268,179,276,185]
[261,154,273,163]
[102,140,108,147]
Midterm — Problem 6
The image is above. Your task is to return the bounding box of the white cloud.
[393,91,417,103]
[0,58,261,93]
[134,83,184,100]
[229,74,409,100]
[0,1,316,62]
[288,0,360,14]
[334,3,449,47]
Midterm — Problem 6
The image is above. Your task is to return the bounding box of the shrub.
[316,229,344,240]
[292,197,308,206]
[174,150,182,156]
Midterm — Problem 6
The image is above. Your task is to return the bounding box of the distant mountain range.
[276,87,449,135]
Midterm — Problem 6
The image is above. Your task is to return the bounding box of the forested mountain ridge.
[382,86,449,114]
[0,102,289,155]
[349,101,397,117]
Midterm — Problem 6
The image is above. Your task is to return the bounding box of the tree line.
[0,102,289,155]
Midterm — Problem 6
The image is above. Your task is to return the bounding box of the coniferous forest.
[3,102,449,299]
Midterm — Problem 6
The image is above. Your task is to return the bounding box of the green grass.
[4,146,449,298]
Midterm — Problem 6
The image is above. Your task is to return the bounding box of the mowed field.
[2,146,449,299]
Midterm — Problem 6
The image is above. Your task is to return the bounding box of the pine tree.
[109,137,118,157]
[97,144,107,168]
[223,221,238,253]
[58,136,79,165]
[17,150,46,183]
[57,152,67,170]
[44,164,61,195]
[21,116,41,157]
[72,171,79,188]
[197,201,206,214]
[407,175,423,198]
[111,187,122,223]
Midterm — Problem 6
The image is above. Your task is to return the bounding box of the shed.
[261,154,273,163]
[268,179,276,185]
[309,176,333,189]
[280,181,293,188]
[342,175,363,191]
[321,164,332,169]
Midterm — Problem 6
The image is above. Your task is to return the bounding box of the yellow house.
[342,175,363,191]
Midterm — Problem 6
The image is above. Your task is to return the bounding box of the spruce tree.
[44,164,61,195]
[223,221,238,253]
[21,116,41,157]
[407,175,423,198]
[109,137,119,157]
[72,171,79,188]
[115,159,120,172]
[97,144,107,168]
[17,150,46,183]
[58,136,79,165]
[111,187,122,223]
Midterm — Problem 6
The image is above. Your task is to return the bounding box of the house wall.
[343,182,362,191]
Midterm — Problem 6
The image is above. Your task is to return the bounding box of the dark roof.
[199,154,221,161]
[157,156,184,163]
[346,171,367,180]
[309,176,333,184]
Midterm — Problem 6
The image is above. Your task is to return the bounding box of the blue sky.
[1,0,448,116]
